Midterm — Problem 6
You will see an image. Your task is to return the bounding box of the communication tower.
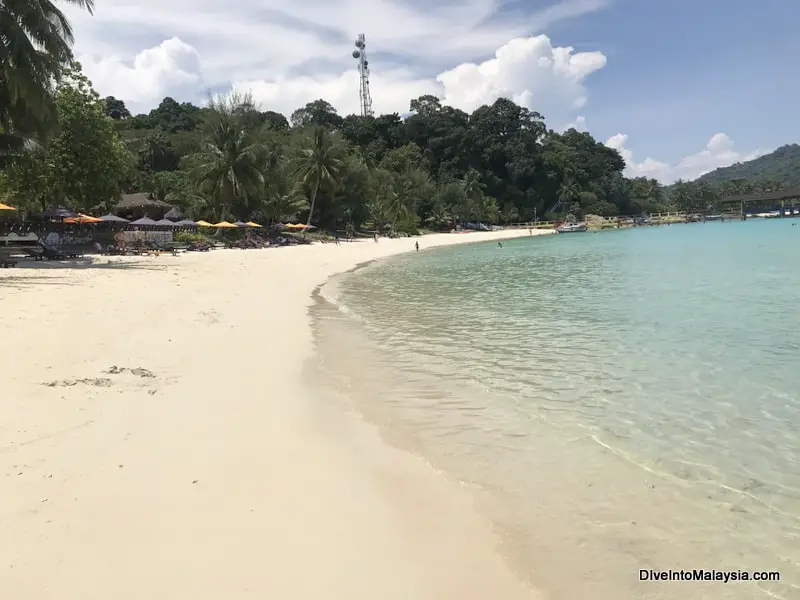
[352,34,373,117]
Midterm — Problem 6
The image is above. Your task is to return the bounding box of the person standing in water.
[498,242,503,248]
[415,240,419,251]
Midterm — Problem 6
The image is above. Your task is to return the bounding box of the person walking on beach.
[415,240,419,251]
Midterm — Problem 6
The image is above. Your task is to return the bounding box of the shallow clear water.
[311,220,800,599]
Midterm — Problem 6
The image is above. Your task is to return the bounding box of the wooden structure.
[718,187,800,218]
[114,193,173,220]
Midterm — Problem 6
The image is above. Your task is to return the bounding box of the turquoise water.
[312,220,800,599]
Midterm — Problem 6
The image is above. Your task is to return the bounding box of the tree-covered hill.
[696,144,800,187]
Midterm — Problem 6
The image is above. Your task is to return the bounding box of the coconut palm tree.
[459,168,487,221]
[291,126,343,228]
[190,94,264,220]
[262,188,309,226]
[460,168,485,199]
[0,0,95,149]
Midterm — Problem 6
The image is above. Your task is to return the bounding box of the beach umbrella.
[195,220,213,227]
[0,202,17,211]
[129,216,158,226]
[154,218,176,227]
[212,221,237,228]
[63,213,103,224]
[233,221,249,227]
[174,219,197,226]
[99,214,130,223]
[245,221,263,228]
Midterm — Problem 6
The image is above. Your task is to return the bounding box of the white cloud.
[605,133,769,183]
[564,115,588,131]
[79,38,204,107]
[436,37,606,119]
[234,35,605,121]
[62,0,608,118]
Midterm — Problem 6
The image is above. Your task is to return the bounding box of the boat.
[556,221,587,233]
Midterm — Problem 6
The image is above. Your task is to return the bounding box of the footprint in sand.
[43,378,113,388]
[104,366,155,378]
[42,367,157,389]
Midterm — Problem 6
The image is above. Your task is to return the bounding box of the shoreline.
[1,228,550,599]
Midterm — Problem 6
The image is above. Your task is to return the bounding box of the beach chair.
[0,248,17,267]
[22,246,45,260]
[60,244,85,259]
[36,242,66,260]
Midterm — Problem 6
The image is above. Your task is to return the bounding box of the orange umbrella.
[245,221,263,228]
[64,213,103,224]
[212,221,237,228]
[0,202,17,211]
[285,223,315,230]
[195,220,213,227]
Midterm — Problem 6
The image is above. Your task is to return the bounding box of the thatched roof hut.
[115,193,173,218]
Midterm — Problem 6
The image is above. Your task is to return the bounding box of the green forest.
[697,144,800,188]
[1,0,795,231]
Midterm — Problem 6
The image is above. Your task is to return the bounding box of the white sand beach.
[0,229,550,600]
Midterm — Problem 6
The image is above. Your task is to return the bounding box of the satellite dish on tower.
[352,33,373,117]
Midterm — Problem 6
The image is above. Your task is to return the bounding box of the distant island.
[697,144,800,188]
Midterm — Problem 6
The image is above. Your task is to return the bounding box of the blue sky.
[542,0,798,165]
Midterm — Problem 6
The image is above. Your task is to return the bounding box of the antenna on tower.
[352,34,373,117]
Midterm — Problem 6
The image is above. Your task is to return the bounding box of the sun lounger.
[23,246,47,260]
[93,242,125,255]
[31,242,68,260]
[60,244,85,258]
[0,249,17,267]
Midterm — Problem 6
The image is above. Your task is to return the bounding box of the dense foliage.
[697,144,800,188]
[1,0,794,230]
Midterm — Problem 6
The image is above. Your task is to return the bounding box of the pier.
[719,187,800,219]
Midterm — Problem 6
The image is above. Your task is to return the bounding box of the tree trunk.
[304,177,320,235]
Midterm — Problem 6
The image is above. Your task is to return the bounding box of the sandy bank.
[0,229,550,599]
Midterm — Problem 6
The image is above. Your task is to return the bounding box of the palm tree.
[557,178,581,206]
[291,126,343,228]
[384,177,415,231]
[263,189,309,225]
[190,95,263,220]
[256,164,308,225]
[460,168,485,199]
[0,0,95,149]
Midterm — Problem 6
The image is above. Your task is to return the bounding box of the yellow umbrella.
[195,220,213,227]
[63,213,103,224]
[246,221,263,228]
[212,221,237,228]
[0,202,17,211]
